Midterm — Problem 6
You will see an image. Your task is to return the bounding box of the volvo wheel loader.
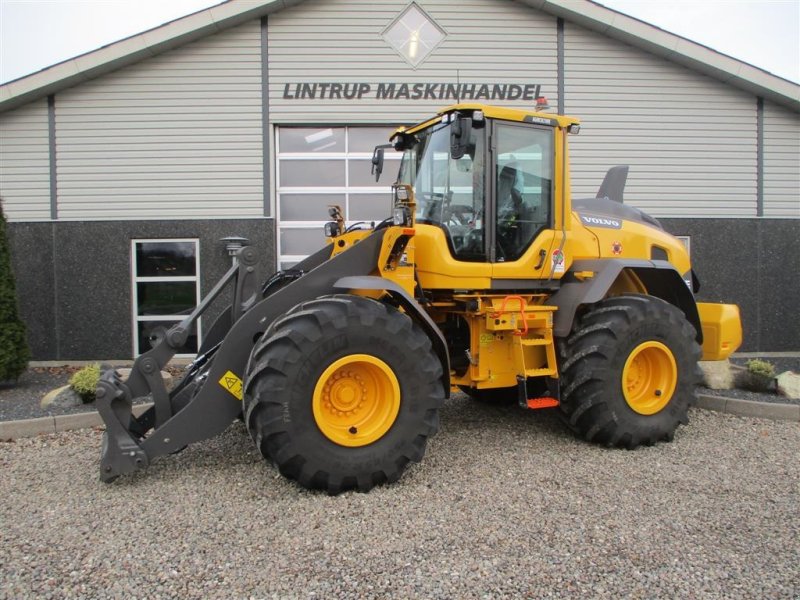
[96,103,742,494]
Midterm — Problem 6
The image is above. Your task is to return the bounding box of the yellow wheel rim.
[622,341,677,415]
[312,354,401,447]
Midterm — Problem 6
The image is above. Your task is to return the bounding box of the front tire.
[559,294,700,449]
[243,295,444,494]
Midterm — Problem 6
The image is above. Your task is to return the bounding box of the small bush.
[737,359,776,392]
[746,359,776,379]
[69,364,101,402]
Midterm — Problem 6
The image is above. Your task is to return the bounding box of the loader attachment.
[95,230,387,482]
[96,244,263,482]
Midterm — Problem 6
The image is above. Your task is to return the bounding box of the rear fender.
[550,259,702,342]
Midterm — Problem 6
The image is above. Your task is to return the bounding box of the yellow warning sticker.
[219,370,243,401]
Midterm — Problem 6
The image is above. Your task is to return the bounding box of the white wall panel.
[0,100,51,221]
[564,23,758,218]
[55,22,264,221]
[763,101,800,217]
[269,0,558,125]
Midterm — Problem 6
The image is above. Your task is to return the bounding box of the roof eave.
[522,0,800,112]
[0,0,304,113]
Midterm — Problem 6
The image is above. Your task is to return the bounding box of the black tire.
[243,295,444,494]
[559,294,701,449]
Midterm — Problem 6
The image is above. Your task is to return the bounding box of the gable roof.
[1,0,798,114]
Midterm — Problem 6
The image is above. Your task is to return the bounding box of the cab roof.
[400,103,581,136]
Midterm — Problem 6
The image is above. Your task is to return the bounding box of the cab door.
[489,121,559,283]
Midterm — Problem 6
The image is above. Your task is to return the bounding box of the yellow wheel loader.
[96,103,742,493]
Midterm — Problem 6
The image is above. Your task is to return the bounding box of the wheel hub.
[622,341,677,415]
[313,354,401,447]
[321,371,367,416]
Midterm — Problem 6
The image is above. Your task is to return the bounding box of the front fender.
[334,275,451,398]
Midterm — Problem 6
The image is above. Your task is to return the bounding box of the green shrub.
[0,199,30,382]
[737,359,776,392]
[746,359,776,379]
[69,364,101,402]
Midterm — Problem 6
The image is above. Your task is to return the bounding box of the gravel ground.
[1,398,798,599]
[0,367,84,421]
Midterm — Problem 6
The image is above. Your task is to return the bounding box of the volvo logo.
[580,214,622,229]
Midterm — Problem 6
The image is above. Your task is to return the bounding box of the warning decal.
[219,370,244,401]
[551,249,565,274]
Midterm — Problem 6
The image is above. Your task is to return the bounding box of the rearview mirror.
[450,116,472,160]
[371,144,392,182]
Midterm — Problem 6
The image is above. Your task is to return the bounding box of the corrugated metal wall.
[763,101,800,217]
[564,22,758,218]
[0,100,51,221]
[268,0,558,124]
[54,21,264,221]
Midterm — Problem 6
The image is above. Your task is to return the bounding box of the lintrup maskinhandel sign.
[281,82,542,101]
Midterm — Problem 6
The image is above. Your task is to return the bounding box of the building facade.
[0,0,798,359]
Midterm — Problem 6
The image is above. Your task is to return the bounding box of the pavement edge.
[0,404,154,441]
[696,394,800,422]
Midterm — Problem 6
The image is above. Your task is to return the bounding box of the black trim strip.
[47,95,57,220]
[557,18,565,115]
[756,96,764,217]
[260,16,270,218]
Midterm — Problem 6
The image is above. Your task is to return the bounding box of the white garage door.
[276,126,401,269]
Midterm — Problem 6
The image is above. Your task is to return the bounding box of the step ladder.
[492,295,560,410]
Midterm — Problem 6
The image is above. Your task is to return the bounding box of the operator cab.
[388,105,566,264]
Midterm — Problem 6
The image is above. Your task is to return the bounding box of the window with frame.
[276,126,401,268]
[494,123,553,262]
[131,239,201,357]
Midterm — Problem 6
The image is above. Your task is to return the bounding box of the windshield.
[399,122,486,260]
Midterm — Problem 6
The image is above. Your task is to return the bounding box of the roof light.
[535,96,550,111]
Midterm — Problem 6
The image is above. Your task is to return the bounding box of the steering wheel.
[443,204,475,227]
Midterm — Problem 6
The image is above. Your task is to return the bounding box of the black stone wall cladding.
[7,219,274,360]
[7,217,798,358]
[661,218,800,352]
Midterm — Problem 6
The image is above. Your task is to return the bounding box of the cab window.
[494,124,553,262]
[407,124,486,261]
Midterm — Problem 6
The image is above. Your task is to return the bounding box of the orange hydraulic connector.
[491,295,528,335]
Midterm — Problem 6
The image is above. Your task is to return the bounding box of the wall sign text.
[281,82,542,102]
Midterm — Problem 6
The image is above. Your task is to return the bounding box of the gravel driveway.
[1,397,798,599]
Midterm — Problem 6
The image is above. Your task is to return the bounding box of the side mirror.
[371,147,384,182]
[371,144,392,182]
[450,116,472,160]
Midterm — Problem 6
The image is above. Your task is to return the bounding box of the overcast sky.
[0,0,798,85]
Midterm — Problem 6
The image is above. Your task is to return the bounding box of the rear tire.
[243,295,444,494]
[558,294,700,449]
